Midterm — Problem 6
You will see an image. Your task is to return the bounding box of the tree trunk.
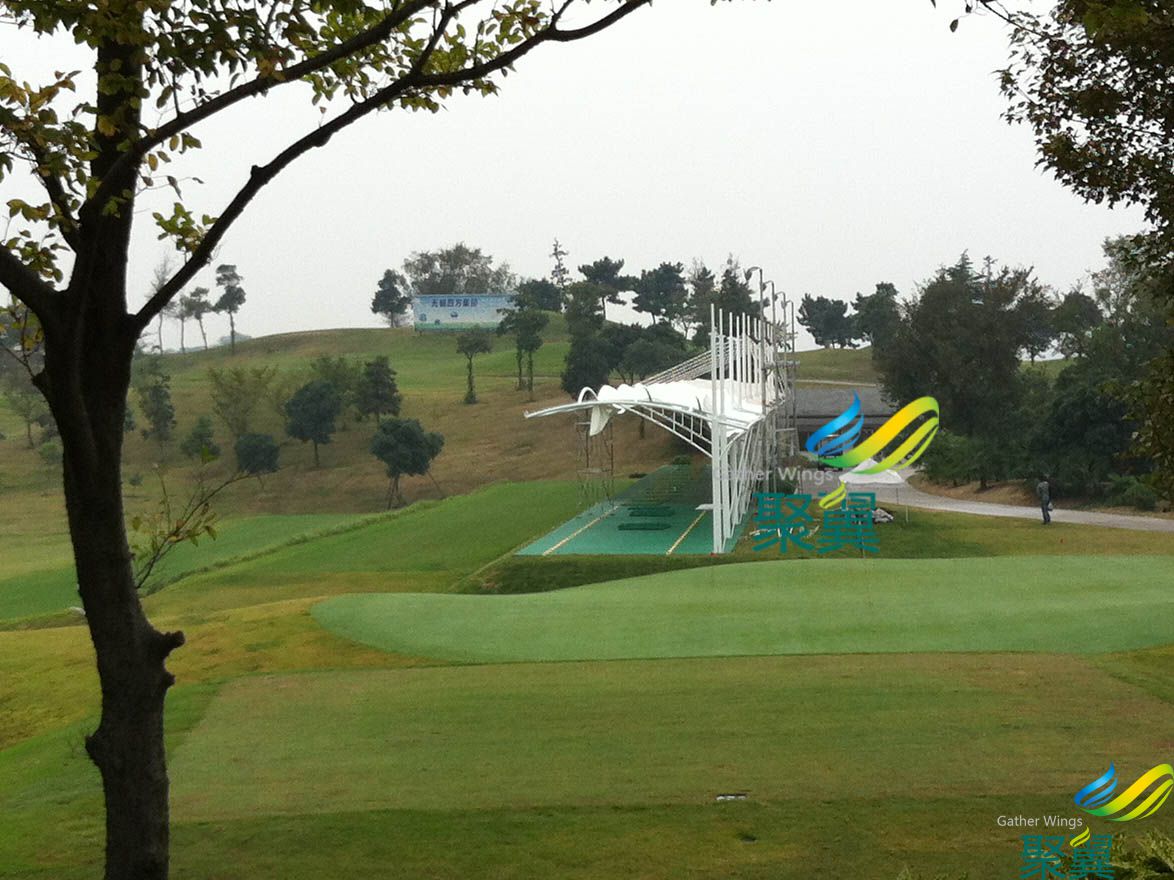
[38,287,182,880]
[228,312,236,355]
[25,419,33,448]
[515,347,523,390]
[198,319,208,350]
[179,318,185,355]
[312,439,320,467]
[527,352,534,401]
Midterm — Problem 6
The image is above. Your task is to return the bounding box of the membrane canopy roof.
[527,378,777,440]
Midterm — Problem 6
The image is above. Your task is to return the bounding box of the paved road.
[798,470,1174,534]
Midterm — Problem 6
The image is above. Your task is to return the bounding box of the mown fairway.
[167,654,1174,820]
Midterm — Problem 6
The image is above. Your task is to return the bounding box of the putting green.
[313,555,1174,662]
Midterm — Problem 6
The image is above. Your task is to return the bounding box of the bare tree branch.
[133,0,652,328]
[88,0,439,212]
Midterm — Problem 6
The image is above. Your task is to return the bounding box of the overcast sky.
[3,1,1146,350]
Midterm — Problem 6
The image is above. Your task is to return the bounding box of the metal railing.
[644,349,714,385]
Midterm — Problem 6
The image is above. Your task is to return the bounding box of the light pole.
[744,266,771,488]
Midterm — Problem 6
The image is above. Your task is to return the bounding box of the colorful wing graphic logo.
[805,394,940,474]
[1074,763,1174,822]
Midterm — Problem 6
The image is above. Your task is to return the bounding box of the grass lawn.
[168,654,1174,819]
[143,481,583,619]
[794,346,878,383]
[5,652,1172,879]
[1,460,1172,879]
[314,555,1174,662]
[0,513,361,622]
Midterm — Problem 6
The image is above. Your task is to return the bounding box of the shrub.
[180,416,221,461]
[234,433,279,475]
[1108,475,1159,511]
[37,440,62,468]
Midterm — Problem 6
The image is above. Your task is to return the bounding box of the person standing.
[1036,475,1052,525]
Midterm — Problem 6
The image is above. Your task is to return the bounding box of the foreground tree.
[1,373,48,447]
[994,0,1174,264]
[0,2,654,874]
[134,356,177,448]
[355,356,402,423]
[213,265,247,355]
[456,328,494,404]
[208,366,276,441]
[285,379,342,466]
[403,242,515,295]
[370,417,444,508]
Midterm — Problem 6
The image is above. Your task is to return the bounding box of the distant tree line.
[144,259,251,355]
[0,338,444,508]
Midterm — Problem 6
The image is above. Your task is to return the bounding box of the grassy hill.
[0,327,889,586]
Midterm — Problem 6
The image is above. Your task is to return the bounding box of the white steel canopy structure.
[525,303,797,553]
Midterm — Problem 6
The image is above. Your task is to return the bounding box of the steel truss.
[525,302,795,553]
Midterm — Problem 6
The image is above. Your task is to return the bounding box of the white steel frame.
[525,303,793,553]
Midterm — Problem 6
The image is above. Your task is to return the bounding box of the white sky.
[2,1,1146,350]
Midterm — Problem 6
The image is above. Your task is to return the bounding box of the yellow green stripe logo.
[806,394,940,474]
[1074,763,1174,822]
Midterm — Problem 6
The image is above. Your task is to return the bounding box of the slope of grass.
[794,346,878,383]
[315,555,1174,662]
[0,481,583,745]
[0,513,361,622]
[144,481,583,619]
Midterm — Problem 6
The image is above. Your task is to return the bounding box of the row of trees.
[558,255,760,398]
[873,243,1172,505]
[369,240,767,348]
[367,242,774,409]
[126,350,443,504]
[797,274,1102,362]
[147,262,249,355]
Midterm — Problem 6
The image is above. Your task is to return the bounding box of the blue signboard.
[412,293,515,329]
